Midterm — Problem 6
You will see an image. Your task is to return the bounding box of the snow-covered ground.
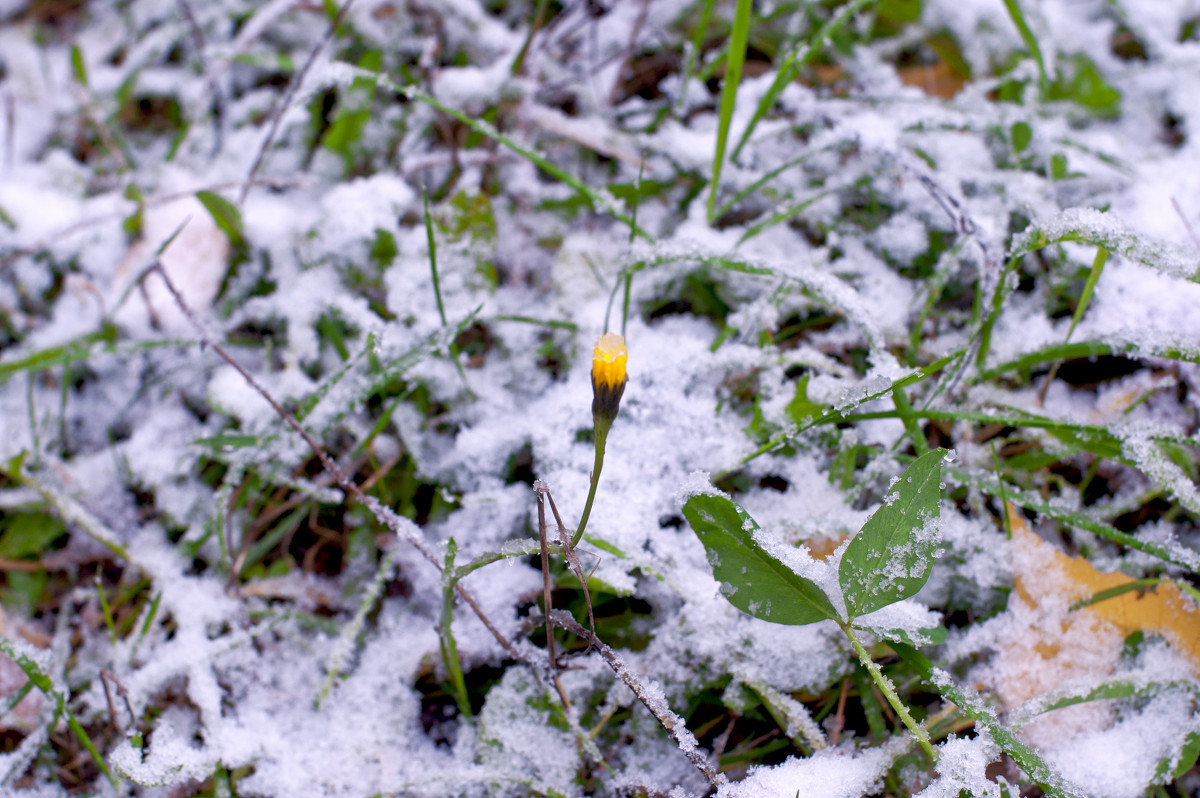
[1,0,1199,796]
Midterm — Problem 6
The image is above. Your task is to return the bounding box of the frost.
[675,471,730,505]
[3,0,1200,795]
[916,732,1002,798]
[1012,208,1200,281]
[718,736,910,798]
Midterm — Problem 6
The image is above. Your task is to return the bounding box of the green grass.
[1,1,1199,796]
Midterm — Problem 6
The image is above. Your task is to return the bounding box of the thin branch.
[175,0,227,158]
[544,609,727,789]
[536,486,571,707]
[238,0,356,206]
[1172,196,1200,250]
[542,484,596,638]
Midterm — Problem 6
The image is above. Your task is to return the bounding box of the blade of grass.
[1009,678,1200,730]
[0,634,116,787]
[711,146,835,222]
[737,188,833,244]
[706,0,753,223]
[317,549,396,705]
[492,315,578,330]
[1068,577,1166,611]
[237,504,309,578]
[950,467,1200,573]
[1002,0,1049,95]
[1039,247,1109,400]
[439,539,473,716]
[0,679,36,721]
[838,407,1116,444]
[975,255,1020,373]
[95,574,117,647]
[893,643,1082,798]
[1067,247,1108,342]
[1012,208,1200,280]
[891,385,929,455]
[604,247,894,359]
[907,240,967,364]
[509,0,552,75]
[977,339,1200,382]
[732,0,871,160]
[0,328,114,385]
[376,75,652,241]
[422,189,473,398]
[742,349,963,464]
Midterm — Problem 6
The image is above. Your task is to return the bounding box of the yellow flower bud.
[591,333,627,425]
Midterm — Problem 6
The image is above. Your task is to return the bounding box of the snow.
[718,736,910,798]
[2,0,1200,796]
[918,732,1003,798]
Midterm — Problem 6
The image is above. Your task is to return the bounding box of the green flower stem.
[842,623,936,761]
[572,419,610,548]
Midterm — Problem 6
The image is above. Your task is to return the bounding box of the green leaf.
[785,375,825,425]
[369,228,397,268]
[0,513,66,560]
[70,44,88,86]
[839,448,946,618]
[4,571,48,614]
[1011,121,1032,153]
[682,494,839,626]
[1050,152,1068,180]
[1047,53,1121,116]
[1158,730,1200,782]
[195,190,244,246]
[123,183,145,237]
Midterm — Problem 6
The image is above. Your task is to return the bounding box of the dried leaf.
[1008,501,1200,672]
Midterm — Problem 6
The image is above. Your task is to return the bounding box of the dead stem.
[536,485,571,708]
[543,609,727,789]
[543,485,596,638]
[831,676,849,746]
[238,0,356,207]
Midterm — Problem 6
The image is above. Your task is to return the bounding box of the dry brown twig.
[539,481,596,637]
[1172,196,1200,250]
[238,0,356,207]
[535,483,571,708]
[544,609,727,789]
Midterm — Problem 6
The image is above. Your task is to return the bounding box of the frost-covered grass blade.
[894,643,1083,798]
[0,635,115,787]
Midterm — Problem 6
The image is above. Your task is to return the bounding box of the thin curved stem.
[571,426,608,547]
[842,623,936,761]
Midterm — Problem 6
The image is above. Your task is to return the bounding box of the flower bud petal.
[591,333,627,424]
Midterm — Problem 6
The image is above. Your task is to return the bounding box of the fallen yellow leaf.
[975,503,1200,747]
[1007,501,1200,673]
